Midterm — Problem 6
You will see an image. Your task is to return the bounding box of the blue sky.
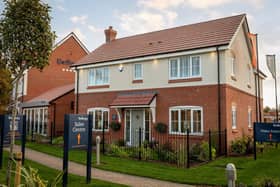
[1,0,280,108]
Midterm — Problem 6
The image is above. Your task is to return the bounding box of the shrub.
[198,141,216,161]
[52,136,63,145]
[155,122,167,133]
[231,138,247,155]
[115,139,125,146]
[110,121,121,131]
[107,144,129,158]
[254,176,280,187]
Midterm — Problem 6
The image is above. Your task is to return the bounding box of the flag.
[266,55,276,79]
[248,33,257,69]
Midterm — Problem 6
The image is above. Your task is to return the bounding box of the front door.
[131,110,144,146]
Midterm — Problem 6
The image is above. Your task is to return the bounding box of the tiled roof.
[23,84,74,107]
[74,14,245,66]
[110,92,156,106]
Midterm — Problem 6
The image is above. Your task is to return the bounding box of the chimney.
[104,26,117,43]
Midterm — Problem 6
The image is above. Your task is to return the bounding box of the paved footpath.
[8,146,193,187]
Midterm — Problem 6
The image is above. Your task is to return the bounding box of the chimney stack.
[104,26,117,43]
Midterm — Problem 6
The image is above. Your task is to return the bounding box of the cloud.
[88,25,102,33]
[119,10,177,34]
[70,15,88,25]
[56,5,66,12]
[138,0,185,10]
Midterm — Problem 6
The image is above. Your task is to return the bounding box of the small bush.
[231,138,247,155]
[155,122,167,133]
[107,144,129,158]
[115,139,125,147]
[254,176,280,187]
[52,136,64,145]
[198,141,216,161]
[110,121,121,131]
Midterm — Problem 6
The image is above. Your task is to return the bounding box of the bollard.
[226,163,237,187]
[14,152,22,186]
[96,136,101,165]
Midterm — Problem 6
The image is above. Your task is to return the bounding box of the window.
[88,67,109,86]
[169,106,203,135]
[23,107,48,136]
[231,57,236,76]
[88,108,109,131]
[134,63,143,80]
[169,55,201,79]
[248,107,252,128]
[232,106,237,129]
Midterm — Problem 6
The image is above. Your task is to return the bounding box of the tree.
[0,66,12,114]
[263,106,271,113]
[0,0,55,185]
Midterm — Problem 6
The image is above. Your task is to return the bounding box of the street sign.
[66,114,89,149]
[254,123,280,142]
[1,115,23,143]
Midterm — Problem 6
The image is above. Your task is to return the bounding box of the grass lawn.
[0,152,127,187]
[22,141,280,186]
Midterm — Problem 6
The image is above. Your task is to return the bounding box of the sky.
[0,0,279,108]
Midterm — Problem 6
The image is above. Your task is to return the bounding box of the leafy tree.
[0,0,55,185]
[0,66,12,114]
[263,106,271,113]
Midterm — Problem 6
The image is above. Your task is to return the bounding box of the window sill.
[231,75,237,81]
[132,79,143,84]
[232,129,238,133]
[168,77,202,83]
[87,85,110,89]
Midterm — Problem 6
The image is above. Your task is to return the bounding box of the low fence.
[97,128,227,168]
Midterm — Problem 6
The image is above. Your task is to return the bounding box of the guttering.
[75,68,80,114]
[216,46,222,155]
[72,45,228,69]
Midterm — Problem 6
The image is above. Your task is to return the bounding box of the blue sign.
[0,115,23,142]
[254,122,280,142]
[66,114,89,149]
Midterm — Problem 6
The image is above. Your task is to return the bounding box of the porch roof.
[110,91,157,107]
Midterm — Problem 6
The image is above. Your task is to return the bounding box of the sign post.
[253,122,280,160]
[63,114,92,187]
[0,115,4,169]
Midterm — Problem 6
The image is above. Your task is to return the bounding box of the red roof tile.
[28,84,74,103]
[110,92,156,106]
[74,14,245,66]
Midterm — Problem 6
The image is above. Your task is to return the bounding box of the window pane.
[88,69,94,85]
[192,56,200,76]
[171,110,179,133]
[95,68,103,85]
[95,110,102,130]
[181,109,191,133]
[103,111,109,129]
[180,56,190,78]
[134,64,142,79]
[170,59,178,78]
[193,110,201,133]
[103,68,109,84]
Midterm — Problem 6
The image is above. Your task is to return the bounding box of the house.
[18,32,89,136]
[71,14,265,148]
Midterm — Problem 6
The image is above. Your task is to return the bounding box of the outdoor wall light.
[118,64,124,72]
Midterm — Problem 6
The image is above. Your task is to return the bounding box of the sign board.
[66,114,89,149]
[254,122,280,142]
[1,115,23,142]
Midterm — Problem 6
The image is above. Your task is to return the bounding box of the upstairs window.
[169,55,201,79]
[88,67,109,86]
[134,63,143,80]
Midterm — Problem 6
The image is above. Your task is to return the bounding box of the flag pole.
[274,54,279,122]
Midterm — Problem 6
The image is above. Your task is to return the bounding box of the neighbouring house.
[17,32,89,136]
[71,14,265,149]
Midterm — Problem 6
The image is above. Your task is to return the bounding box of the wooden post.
[14,152,22,186]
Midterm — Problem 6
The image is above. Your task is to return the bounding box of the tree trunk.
[6,76,21,186]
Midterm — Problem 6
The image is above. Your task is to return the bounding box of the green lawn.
[0,152,127,187]
[22,142,280,186]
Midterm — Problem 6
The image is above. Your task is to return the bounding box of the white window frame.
[134,63,143,80]
[87,107,109,131]
[232,106,237,129]
[248,107,252,128]
[88,67,109,86]
[169,106,203,135]
[169,55,201,80]
[231,57,236,76]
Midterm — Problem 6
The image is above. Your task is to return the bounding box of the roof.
[53,32,90,54]
[110,92,156,106]
[74,14,245,67]
[21,84,74,108]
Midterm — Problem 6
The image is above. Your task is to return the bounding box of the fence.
[98,128,227,168]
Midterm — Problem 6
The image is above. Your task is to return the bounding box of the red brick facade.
[77,84,261,146]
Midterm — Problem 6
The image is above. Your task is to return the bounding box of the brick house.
[19,32,89,136]
[72,14,265,147]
